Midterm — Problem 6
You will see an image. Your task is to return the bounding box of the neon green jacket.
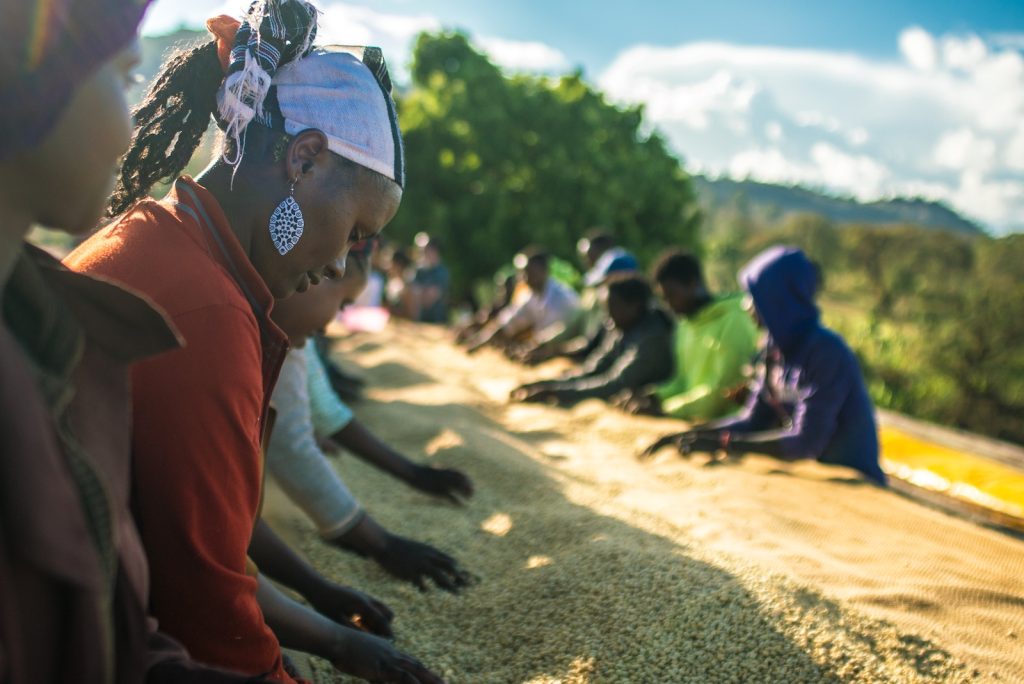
[655,294,759,421]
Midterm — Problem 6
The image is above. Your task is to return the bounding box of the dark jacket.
[539,307,675,404]
[1,244,263,683]
[726,246,885,485]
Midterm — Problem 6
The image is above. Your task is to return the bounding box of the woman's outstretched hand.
[331,627,446,684]
[408,464,474,504]
[308,581,395,639]
[376,535,472,593]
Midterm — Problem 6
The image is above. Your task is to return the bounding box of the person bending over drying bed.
[267,248,473,592]
[621,249,758,422]
[64,2,444,682]
[640,246,886,486]
[511,274,674,407]
[466,247,579,354]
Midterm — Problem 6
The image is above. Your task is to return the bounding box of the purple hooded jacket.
[725,247,885,485]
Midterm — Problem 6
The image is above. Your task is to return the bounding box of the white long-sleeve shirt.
[499,278,580,338]
[266,345,363,539]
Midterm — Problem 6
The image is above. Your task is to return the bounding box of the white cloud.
[941,34,987,72]
[847,127,870,147]
[951,171,1024,226]
[810,142,891,199]
[988,32,1024,51]
[475,36,570,73]
[599,29,1024,233]
[142,0,240,35]
[1006,125,1024,172]
[729,147,810,183]
[899,26,939,71]
[933,128,997,173]
[315,3,440,79]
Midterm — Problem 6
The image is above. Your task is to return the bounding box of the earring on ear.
[269,177,304,255]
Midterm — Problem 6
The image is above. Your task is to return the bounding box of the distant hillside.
[692,175,984,235]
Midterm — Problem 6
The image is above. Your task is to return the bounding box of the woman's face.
[265,155,401,299]
[20,43,140,233]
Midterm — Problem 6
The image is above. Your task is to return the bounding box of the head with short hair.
[415,231,443,266]
[389,247,412,274]
[652,249,707,317]
[515,246,551,293]
[577,228,615,269]
[605,274,652,330]
[104,0,405,299]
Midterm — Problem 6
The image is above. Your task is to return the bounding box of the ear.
[284,129,330,184]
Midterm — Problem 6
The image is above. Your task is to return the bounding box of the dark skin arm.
[330,513,471,593]
[638,427,792,461]
[509,381,558,404]
[330,420,473,504]
[249,519,393,637]
[465,324,502,354]
[618,389,664,416]
[255,576,444,684]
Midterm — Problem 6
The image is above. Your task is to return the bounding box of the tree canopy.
[388,31,701,296]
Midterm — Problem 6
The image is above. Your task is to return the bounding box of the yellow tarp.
[881,426,1024,521]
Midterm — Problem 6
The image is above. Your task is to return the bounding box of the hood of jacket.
[739,246,819,354]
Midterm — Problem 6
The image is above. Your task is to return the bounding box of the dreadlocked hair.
[107,40,223,217]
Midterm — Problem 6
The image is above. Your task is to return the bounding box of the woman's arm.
[249,520,393,637]
[255,575,444,683]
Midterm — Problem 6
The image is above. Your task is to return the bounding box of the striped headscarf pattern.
[218,0,318,168]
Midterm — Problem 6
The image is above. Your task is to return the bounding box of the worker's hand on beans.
[640,432,723,460]
[618,390,663,416]
[510,384,555,404]
[520,344,555,365]
[308,581,395,639]
[510,383,534,400]
[639,431,694,460]
[330,627,446,684]
[377,534,471,593]
[408,464,474,504]
[683,434,723,455]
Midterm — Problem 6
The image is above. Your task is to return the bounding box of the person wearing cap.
[579,230,640,291]
[0,0,274,681]
[466,247,580,354]
[410,232,451,323]
[265,247,473,592]
[63,2,443,682]
[518,229,637,364]
[510,274,674,406]
[641,246,886,486]
[623,249,758,422]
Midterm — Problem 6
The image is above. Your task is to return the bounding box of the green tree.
[839,225,974,319]
[926,234,1024,441]
[390,31,701,296]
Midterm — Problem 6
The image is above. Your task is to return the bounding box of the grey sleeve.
[549,329,675,402]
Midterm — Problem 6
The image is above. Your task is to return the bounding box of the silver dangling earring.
[269,178,304,255]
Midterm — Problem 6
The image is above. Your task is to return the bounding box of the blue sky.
[142,1,1024,233]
